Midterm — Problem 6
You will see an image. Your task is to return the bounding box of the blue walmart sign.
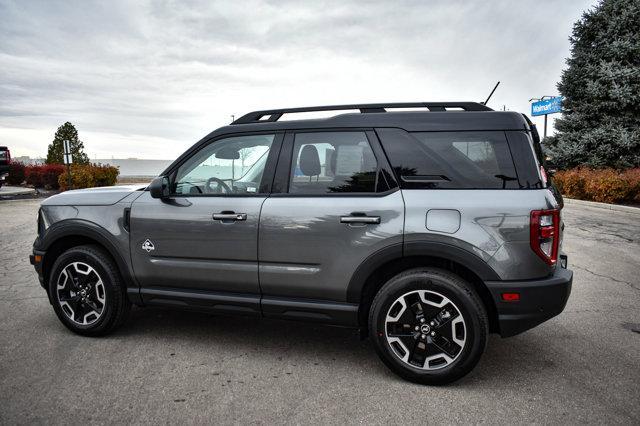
[531,97,562,116]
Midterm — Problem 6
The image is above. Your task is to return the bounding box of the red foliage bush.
[553,168,640,204]
[25,164,66,189]
[6,162,27,185]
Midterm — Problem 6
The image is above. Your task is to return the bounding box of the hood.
[42,185,147,206]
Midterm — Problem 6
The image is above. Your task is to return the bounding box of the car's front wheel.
[48,245,130,336]
[369,268,488,385]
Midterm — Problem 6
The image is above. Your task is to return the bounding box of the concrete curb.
[564,197,640,215]
[0,186,36,196]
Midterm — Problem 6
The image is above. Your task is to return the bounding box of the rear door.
[130,132,282,315]
[258,130,404,324]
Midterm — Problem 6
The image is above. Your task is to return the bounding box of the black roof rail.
[232,102,493,124]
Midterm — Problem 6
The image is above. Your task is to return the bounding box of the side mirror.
[149,176,171,199]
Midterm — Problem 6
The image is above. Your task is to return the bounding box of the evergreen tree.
[46,122,90,164]
[546,0,640,169]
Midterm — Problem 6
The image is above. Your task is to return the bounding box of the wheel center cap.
[420,324,431,334]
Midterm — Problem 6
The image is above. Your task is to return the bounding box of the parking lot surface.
[1,199,639,424]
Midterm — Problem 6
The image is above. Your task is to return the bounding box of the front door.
[130,132,282,315]
[258,130,404,323]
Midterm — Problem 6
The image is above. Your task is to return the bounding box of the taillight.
[530,209,560,265]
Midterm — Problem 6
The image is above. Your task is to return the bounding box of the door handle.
[213,212,247,221]
[340,214,381,224]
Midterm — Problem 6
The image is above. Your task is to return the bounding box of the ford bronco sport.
[30,102,572,385]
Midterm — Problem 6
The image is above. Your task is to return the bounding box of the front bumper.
[485,263,573,337]
[29,249,47,289]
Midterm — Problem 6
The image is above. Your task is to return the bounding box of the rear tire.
[48,245,131,336]
[369,267,488,385]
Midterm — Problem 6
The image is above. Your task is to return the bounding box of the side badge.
[142,239,155,253]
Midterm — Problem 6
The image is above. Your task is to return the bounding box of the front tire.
[369,268,488,385]
[48,245,131,336]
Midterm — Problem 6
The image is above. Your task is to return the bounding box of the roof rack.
[232,102,492,124]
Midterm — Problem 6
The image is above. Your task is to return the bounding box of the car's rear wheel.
[369,268,488,385]
[48,245,130,336]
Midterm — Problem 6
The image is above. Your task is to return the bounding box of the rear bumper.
[485,264,573,337]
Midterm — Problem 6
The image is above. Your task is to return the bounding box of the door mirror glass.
[149,176,171,199]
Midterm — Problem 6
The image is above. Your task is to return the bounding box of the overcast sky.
[1,0,597,160]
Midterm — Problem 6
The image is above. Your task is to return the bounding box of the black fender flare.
[346,241,500,303]
[37,219,141,303]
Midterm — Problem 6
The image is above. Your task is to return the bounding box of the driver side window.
[173,134,275,195]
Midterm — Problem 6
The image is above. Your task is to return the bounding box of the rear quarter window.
[377,129,521,189]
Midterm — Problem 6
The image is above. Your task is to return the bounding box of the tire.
[368,267,488,385]
[48,245,131,336]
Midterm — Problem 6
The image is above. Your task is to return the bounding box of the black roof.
[163,103,532,176]
[207,102,529,138]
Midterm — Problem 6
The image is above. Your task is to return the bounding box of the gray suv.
[30,102,572,385]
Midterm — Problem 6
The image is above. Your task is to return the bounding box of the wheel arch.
[348,242,500,334]
[39,220,140,304]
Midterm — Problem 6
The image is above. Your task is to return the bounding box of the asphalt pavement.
[0,199,638,424]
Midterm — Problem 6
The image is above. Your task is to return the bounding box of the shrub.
[552,168,586,199]
[25,164,65,189]
[91,163,119,187]
[58,163,119,191]
[6,162,27,185]
[553,168,640,204]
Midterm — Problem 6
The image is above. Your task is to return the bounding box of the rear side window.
[505,131,544,189]
[377,129,520,189]
[288,132,380,194]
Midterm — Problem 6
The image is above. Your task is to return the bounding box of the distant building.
[12,156,44,165]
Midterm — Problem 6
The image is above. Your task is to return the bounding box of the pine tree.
[45,122,90,165]
[546,0,640,169]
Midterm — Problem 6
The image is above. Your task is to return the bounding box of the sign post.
[63,139,73,189]
[530,96,563,139]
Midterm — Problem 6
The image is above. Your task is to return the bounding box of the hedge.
[6,162,27,185]
[4,162,118,191]
[26,164,66,189]
[553,168,640,204]
[57,163,119,191]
